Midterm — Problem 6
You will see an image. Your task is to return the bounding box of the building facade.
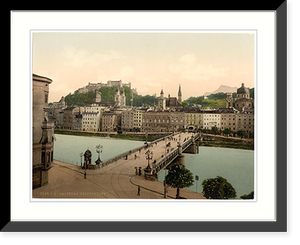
[32,74,54,189]
[202,110,221,130]
[220,108,237,132]
[141,111,185,132]
[101,112,118,132]
[82,111,101,131]
[224,83,254,137]
[236,109,254,137]
[73,114,83,131]
[121,109,143,132]
[184,106,203,131]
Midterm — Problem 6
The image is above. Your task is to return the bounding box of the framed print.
[5,2,287,232]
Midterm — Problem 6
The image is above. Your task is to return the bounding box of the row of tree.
[165,164,253,199]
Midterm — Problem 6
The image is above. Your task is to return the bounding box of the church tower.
[226,93,233,108]
[115,86,120,107]
[158,89,166,110]
[178,84,182,104]
[92,90,101,103]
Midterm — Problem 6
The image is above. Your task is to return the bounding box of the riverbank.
[54,130,254,150]
[198,141,254,150]
[54,129,167,142]
[200,133,254,150]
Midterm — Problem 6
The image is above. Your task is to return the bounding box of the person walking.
[137,185,140,196]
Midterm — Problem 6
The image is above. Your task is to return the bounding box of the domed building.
[223,83,254,138]
[226,83,254,110]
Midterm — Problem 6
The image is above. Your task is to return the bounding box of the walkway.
[33,132,205,199]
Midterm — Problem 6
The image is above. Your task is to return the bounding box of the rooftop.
[33,73,52,84]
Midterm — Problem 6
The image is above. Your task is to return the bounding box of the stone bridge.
[151,133,200,177]
[93,132,200,180]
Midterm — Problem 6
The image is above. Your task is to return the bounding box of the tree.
[237,130,246,139]
[165,164,194,199]
[222,128,232,137]
[240,191,254,199]
[201,176,237,199]
[210,126,218,135]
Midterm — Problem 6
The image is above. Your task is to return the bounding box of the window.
[41,152,45,163]
[45,93,48,103]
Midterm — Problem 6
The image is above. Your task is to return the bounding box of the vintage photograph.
[32,32,255,200]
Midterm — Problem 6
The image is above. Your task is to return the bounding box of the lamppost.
[95,144,103,166]
[80,152,83,168]
[144,149,153,175]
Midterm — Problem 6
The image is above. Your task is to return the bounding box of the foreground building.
[32,74,54,189]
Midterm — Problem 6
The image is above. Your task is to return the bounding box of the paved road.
[33,132,205,199]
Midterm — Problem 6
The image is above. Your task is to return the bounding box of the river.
[158,147,254,198]
[53,134,254,198]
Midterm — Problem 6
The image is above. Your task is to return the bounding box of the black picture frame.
[4,1,289,233]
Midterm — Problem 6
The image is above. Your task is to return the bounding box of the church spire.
[178,84,182,103]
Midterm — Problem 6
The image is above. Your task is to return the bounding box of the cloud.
[63,46,125,67]
[169,53,229,81]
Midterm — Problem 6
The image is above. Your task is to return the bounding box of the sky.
[32,32,255,103]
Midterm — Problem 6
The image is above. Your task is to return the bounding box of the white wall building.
[202,111,221,130]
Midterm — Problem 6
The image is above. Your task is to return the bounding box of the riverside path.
[32,132,205,199]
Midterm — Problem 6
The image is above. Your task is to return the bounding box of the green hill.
[63,86,254,109]
[64,86,158,107]
[182,88,254,109]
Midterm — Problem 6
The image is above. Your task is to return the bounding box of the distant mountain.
[204,85,238,96]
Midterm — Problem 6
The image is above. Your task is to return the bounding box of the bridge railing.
[153,132,200,174]
[153,147,179,174]
[99,132,180,169]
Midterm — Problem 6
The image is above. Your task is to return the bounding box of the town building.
[222,83,254,137]
[141,111,185,133]
[49,96,67,129]
[220,108,237,132]
[236,108,254,137]
[73,114,83,131]
[62,107,83,130]
[184,106,203,131]
[32,74,54,189]
[220,108,254,137]
[101,112,119,132]
[82,111,101,131]
[202,110,221,130]
[62,107,75,130]
[121,109,143,132]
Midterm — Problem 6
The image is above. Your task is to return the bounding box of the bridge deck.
[99,132,199,172]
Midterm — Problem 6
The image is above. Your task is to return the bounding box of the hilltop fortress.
[77,80,138,95]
